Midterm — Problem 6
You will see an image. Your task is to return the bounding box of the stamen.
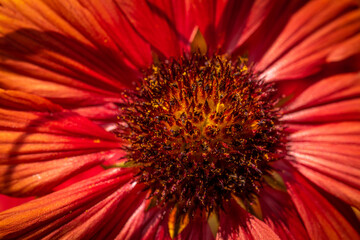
[117,53,284,216]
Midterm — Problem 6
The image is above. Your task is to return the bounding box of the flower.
[0,0,359,239]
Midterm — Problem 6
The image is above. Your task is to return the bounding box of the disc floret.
[118,53,283,215]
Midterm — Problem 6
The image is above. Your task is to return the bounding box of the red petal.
[76,0,152,68]
[281,98,360,123]
[117,0,195,58]
[285,73,360,113]
[0,0,144,107]
[0,89,62,112]
[290,160,360,209]
[114,201,172,240]
[0,90,124,197]
[279,162,359,239]
[289,121,360,143]
[0,90,122,163]
[328,33,360,62]
[238,1,306,64]
[0,150,120,196]
[72,102,120,124]
[259,186,309,240]
[0,194,33,212]
[257,0,360,81]
[287,122,360,207]
[179,215,214,240]
[216,200,280,240]
[0,168,133,239]
[190,0,275,54]
[42,182,145,240]
[290,141,360,168]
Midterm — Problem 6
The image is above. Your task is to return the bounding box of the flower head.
[0,0,359,239]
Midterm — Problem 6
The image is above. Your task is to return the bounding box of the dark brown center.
[117,53,284,215]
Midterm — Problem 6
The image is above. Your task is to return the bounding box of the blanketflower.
[0,0,359,239]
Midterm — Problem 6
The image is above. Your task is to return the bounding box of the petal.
[0,89,62,112]
[0,194,33,212]
[114,201,172,240]
[287,122,360,207]
[0,168,133,239]
[290,160,360,209]
[76,0,152,68]
[72,102,120,124]
[259,186,309,240]
[117,0,195,58]
[216,200,280,240]
[0,150,120,196]
[238,1,307,63]
[257,0,360,81]
[0,90,124,197]
[288,121,360,144]
[0,90,122,163]
[279,162,359,239]
[281,98,360,123]
[42,182,145,240]
[327,33,360,62]
[190,0,275,54]
[179,215,215,240]
[285,73,360,113]
[0,0,145,107]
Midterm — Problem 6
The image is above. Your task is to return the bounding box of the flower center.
[118,53,284,215]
